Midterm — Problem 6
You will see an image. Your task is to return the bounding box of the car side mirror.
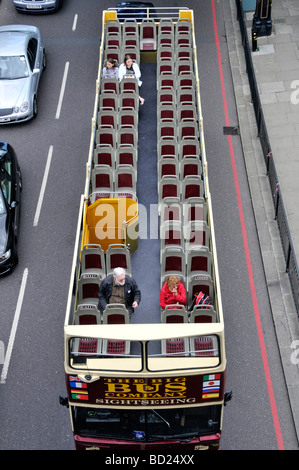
[224,390,232,405]
[10,201,18,209]
[33,68,40,74]
[59,395,69,408]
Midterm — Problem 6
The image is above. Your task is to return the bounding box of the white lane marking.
[55,61,69,120]
[33,145,53,227]
[72,14,78,31]
[1,268,29,384]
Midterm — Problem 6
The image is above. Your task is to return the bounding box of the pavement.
[224,0,299,446]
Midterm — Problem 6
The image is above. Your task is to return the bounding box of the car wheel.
[42,49,47,71]
[33,97,38,119]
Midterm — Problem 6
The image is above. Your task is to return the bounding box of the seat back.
[93,145,116,168]
[118,125,138,148]
[184,220,210,251]
[99,91,118,111]
[160,246,185,281]
[160,200,182,225]
[119,109,138,129]
[140,18,156,50]
[183,197,207,224]
[116,145,138,168]
[158,18,174,35]
[187,275,214,309]
[100,77,119,94]
[95,126,116,148]
[158,175,181,204]
[97,108,117,129]
[180,155,202,178]
[119,91,139,111]
[186,247,212,278]
[105,243,131,276]
[189,305,217,323]
[103,304,130,324]
[190,335,218,357]
[123,19,139,37]
[91,164,114,193]
[81,244,106,279]
[181,175,204,201]
[115,164,136,195]
[119,76,139,94]
[161,305,188,323]
[162,337,189,356]
[179,120,199,141]
[158,137,178,159]
[77,274,102,307]
[179,137,201,159]
[74,304,102,325]
[161,220,183,251]
[102,306,130,354]
[106,19,121,35]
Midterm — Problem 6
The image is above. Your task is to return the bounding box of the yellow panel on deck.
[84,198,138,252]
[179,10,193,23]
[103,10,117,22]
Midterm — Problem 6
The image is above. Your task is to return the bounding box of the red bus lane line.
[210,0,284,450]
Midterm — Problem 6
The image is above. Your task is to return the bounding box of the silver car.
[0,25,46,124]
[13,0,62,14]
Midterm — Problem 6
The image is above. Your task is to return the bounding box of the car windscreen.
[0,189,6,215]
[0,55,29,80]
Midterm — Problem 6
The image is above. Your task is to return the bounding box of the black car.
[115,2,155,20]
[0,142,22,275]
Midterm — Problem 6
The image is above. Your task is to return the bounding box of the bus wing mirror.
[59,395,69,408]
[224,390,232,405]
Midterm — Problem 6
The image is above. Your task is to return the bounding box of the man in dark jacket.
[98,267,141,316]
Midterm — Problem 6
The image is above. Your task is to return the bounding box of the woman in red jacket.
[159,275,187,310]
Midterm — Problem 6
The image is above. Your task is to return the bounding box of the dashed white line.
[33,145,53,227]
[55,61,69,120]
[1,268,29,384]
[72,14,78,31]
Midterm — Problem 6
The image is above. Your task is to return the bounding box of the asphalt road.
[0,0,298,450]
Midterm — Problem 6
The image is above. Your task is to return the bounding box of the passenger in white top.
[118,55,145,105]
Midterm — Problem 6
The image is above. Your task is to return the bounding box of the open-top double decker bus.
[60,6,231,451]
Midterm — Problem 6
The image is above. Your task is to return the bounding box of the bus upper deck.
[62,6,230,451]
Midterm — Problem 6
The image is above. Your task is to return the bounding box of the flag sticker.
[202,374,221,399]
[71,392,89,401]
[69,381,88,389]
[69,376,89,401]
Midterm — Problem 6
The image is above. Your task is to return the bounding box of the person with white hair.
[98,267,141,316]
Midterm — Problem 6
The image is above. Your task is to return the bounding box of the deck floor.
[130,62,161,324]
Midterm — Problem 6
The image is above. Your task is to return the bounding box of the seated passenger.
[98,267,141,316]
[159,275,187,310]
[102,58,119,79]
[118,54,145,105]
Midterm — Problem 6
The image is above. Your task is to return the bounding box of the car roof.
[116,2,154,7]
[0,32,30,56]
[0,25,39,56]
